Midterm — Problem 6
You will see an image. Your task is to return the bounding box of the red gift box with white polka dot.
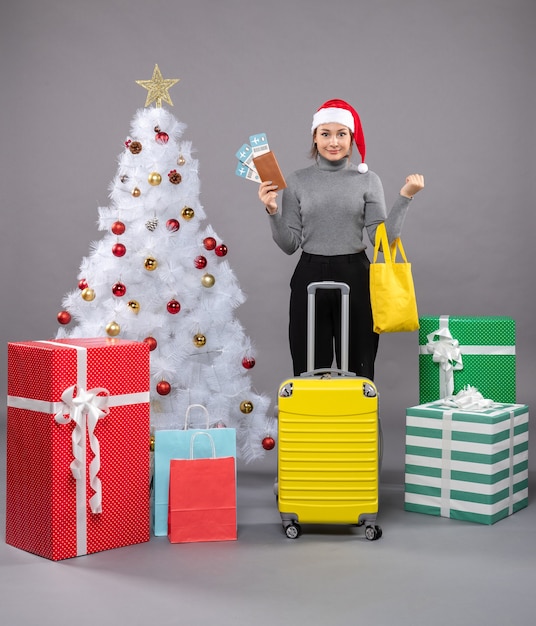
[6,338,151,561]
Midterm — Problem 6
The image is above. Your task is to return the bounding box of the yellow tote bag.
[369,222,419,334]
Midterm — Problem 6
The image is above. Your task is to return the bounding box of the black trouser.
[289,251,379,379]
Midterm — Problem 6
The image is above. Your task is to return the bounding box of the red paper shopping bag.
[168,432,237,543]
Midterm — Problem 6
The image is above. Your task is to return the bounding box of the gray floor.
[2,431,536,626]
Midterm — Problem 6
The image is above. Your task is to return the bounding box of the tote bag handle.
[189,432,216,459]
[184,404,210,429]
[373,222,408,265]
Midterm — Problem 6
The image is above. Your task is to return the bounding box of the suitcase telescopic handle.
[306,281,350,374]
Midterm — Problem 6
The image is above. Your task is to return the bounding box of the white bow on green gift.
[425,327,463,397]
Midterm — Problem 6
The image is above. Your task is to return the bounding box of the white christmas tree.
[56,65,275,461]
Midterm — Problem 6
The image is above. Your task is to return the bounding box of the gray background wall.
[1,0,535,473]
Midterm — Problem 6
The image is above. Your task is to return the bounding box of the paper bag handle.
[189,431,216,459]
[184,404,210,429]
[373,222,408,264]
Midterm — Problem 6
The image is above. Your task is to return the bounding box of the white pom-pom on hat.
[312,99,368,173]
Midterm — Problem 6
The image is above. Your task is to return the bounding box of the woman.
[258,99,424,379]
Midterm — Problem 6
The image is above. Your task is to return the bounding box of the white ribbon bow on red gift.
[54,385,110,514]
[425,327,464,397]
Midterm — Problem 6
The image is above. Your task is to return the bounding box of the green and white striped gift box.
[405,401,529,525]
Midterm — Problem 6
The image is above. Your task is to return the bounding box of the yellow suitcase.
[277,282,382,540]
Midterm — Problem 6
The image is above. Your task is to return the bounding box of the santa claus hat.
[311,99,368,173]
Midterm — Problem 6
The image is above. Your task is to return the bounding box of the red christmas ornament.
[215,244,228,257]
[112,282,127,297]
[155,131,169,144]
[57,310,71,325]
[194,255,207,269]
[156,380,171,396]
[203,237,217,251]
[166,218,180,232]
[242,356,256,369]
[111,221,126,235]
[112,243,126,257]
[167,299,181,314]
[78,278,88,290]
[144,336,158,351]
[262,437,276,451]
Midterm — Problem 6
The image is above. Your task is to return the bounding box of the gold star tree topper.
[136,64,180,108]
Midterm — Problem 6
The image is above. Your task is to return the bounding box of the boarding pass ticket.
[235,133,271,182]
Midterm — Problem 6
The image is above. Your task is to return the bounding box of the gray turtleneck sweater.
[268,155,411,256]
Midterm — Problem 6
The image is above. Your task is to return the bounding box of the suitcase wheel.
[284,523,302,539]
[365,525,382,541]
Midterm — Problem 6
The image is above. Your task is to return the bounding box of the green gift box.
[418,316,516,404]
[405,401,529,525]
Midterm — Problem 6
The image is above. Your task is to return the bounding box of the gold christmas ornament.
[132,187,141,197]
[201,273,215,288]
[128,300,140,313]
[193,333,207,347]
[149,434,155,452]
[135,64,180,108]
[148,171,162,186]
[144,257,158,271]
[106,321,121,337]
[81,287,95,302]
[240,400,254,414]
[181,206,194,220]
[177,155,186,166]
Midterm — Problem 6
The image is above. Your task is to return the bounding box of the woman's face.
[314,123,352,161]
